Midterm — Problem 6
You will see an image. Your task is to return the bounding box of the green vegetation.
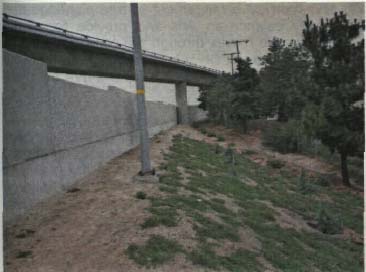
[316,205,343,235]
[126,136,363,271]
[199,11,364,186]
[126,235,182,267]
[297,169,315,194]
[207,132,217,137]
[267,159,285,169]
[216,135,225,142]
[135,191,147,199]
[243,149,257,155]
[16,251,32,259]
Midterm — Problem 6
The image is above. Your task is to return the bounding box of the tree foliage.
[302,11,365,186]
[259,38,312,121]
[199,10,364,186]
[199,58,260,131]
[231,57,261,132]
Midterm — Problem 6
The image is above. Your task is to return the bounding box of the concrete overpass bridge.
[3,13,221,123]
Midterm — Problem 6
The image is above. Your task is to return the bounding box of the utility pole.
[130,3,152,175]
[223,52,236,75]
[225,39,249,59]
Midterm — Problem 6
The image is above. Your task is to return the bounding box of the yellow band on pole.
[136,89,145,95]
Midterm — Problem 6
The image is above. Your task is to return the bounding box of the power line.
[225,39,249,59]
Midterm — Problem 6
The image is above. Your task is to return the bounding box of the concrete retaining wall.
[3,50,180,222]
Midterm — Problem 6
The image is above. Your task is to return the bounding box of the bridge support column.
[175,82,189,124]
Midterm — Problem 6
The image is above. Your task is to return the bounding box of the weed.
[267,159,285,169]
[216,135,225,141]
[142,207,179,228]
[200,128,207,135]
[316,205,342,234]
[16,251,32,259]
[159,185,178,194]
[207,132,217,137]
[315,173,332,187]
[126,235,182,267]
[135,191,147,199]
[66,187,80,193]
[297,169,315,194]
[243,149,257,155]
[214,144,222,154]
[15,229,35,239]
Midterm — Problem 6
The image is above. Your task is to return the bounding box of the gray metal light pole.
[130,3,152,174]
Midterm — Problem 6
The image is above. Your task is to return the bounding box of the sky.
[4,2,365,104]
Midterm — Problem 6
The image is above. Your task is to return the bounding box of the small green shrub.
[315,173,333,187]
[16,251,32,259]
[316,206,342,234]
[214,144,223,154]
[267,159,285,169]
[224,147,235,164]
[262,120,306,154]
[126,235,182,267]
[297,169,315,194]
[243,149,257,155]
[142,207,179,228]
[207,132,217,137]
[192,122,200,129]
[200,128,207,135]
[136,191,147,199]
[216,135,225,142]
[159,185,178,194]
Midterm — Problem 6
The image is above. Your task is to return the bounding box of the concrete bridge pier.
[175,81,189,124]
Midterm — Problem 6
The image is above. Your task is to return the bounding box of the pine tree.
[231,57,261,132]
[259,37,312,121]
[302,11,365,186]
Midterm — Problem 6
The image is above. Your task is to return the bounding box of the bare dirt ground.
[4,124,354,272]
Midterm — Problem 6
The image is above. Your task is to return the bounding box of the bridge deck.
[3,14,221,86]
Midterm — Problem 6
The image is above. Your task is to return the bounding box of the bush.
[267,159,285,169]
[207,132,217,137]
[243,149,257,155]
[297,169,315,193]
[214,144,223,154]
[200,128,207,135]
[216,135,225,142]
[316,206,342,234]
[315,173,333,187]
[136,191,147,199]
[262,120,304,153]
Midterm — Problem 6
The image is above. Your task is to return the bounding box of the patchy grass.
[126,235,182,267]
[126,135,363,271]
[141,207,179,228]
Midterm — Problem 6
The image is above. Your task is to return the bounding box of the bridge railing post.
[175,82,189,125]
